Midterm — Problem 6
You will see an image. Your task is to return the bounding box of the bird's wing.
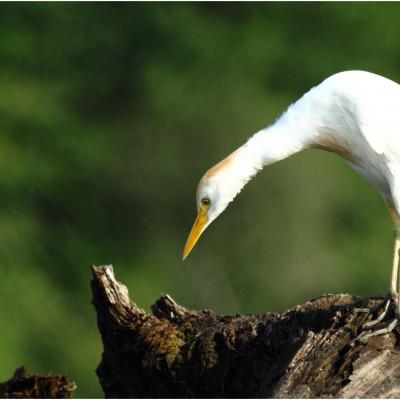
[351,89,400,160]
[326,71,400,160]
[358,117,387,155]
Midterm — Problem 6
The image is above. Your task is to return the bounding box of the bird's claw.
[357,318,398,342]
[363,299,391,328]
[355,297,399,342]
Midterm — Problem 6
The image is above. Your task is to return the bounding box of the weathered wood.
[92,264,400,398]
[0,367,76,399]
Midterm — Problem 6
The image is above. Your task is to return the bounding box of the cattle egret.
[183,70,400,332]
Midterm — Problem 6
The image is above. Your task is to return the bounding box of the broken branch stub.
[91,264,400,398]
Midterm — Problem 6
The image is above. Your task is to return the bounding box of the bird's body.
[246,70,400,211]
[306,71,400,203]
[183,70,400,327]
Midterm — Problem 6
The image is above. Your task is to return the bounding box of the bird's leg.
[363,229,400,329]
[387,200,400,316]
[390,228,400,315]
[357,219,400,340]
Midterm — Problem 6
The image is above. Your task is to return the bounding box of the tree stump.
[0,367,76,399]
[91,264,400,398]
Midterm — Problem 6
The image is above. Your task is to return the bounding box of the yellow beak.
[182,207,209,260]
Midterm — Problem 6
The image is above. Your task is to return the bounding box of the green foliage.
[0,3,399,396]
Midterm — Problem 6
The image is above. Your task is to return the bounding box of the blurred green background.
[0,2,399,397]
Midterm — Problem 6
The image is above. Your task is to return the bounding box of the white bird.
[183,70,400,332]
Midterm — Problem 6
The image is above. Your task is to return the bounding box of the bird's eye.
[201,197,211,206]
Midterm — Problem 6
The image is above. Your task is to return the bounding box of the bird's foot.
[355,295,399,342]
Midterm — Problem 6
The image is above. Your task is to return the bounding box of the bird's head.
[182,173,232,260]
[183,146,258,260]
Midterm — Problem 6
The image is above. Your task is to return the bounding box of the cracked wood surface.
[91,264,400,398]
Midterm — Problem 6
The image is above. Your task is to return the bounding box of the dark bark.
[0,367,76,399]
[92,264,400,398]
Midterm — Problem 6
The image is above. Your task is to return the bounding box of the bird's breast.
[310,136,360,164]
[311,131,391,196]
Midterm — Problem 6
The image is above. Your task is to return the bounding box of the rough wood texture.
[92,264,400,398]
[0,367,76,399]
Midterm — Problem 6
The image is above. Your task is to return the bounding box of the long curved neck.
[209,90,319,208]
[245,96,319,169]
[244,125,305,169]
[210,91,322,205]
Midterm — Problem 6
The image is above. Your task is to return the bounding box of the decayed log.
[92,264,400,398]
[0,367,76,399]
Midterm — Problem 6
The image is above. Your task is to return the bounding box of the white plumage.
[183,70,400,328]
